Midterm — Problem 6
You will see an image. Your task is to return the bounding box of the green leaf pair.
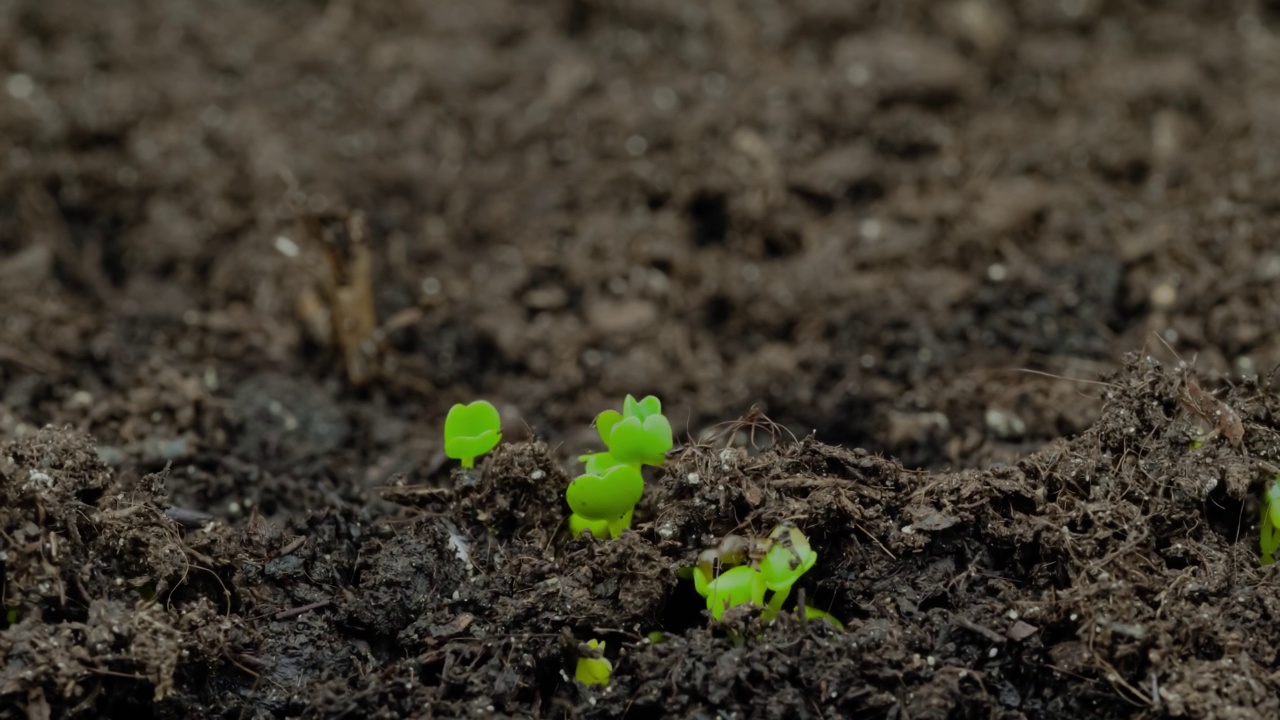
[444,400,502,468]
[595,395,673,468]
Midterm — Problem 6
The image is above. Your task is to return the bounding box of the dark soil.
[4,1,1280,717]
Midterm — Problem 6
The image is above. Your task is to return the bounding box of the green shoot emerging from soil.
[566,460,643,539]
[1262,477,1280,565]
[444,400,502,468]
[595,394,673,467]
[691,524,823,623]
[575,639,612,686]
[566,396,671,539]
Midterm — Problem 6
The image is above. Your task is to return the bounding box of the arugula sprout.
[575,639,612,686]
[594,395,672,467]
[443,400,502,468]
[757,524,818,619]
[689,524,828,625]
[566,461,643,539]
[1262,477,1280,565]
[565,395,671,539]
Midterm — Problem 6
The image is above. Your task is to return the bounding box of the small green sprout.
[566,396,671,539]
[595,395,673,467]
[690,524,825,624]
[1262,478,1280,565]
[575,639,612,686]
[757,524,818,620]
[566,461,643,539]
[444,400,502,468]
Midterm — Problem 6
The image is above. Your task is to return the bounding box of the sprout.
[1262,478,1280,565]
[566,396,670,540]
[575,639,612,686]
[566,462,643,539]
[757,524,818,619]
[689,524,828,625]
[594,395,673,468]
[444,400,502,468]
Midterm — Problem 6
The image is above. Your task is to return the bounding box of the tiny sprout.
[757,523,818,619]
[444,400,502,468]
[575,639,612,686]
[565,395,670,540]
[690,524,826,624]
[595,395,673,467]
[1262,478,1280,565]
[566,462,643,539]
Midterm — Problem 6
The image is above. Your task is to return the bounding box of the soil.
[3,0,1280,718]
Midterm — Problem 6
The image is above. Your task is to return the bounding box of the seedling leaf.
[603,415,673,467]
[623,394,662,420]
[575,640,612,686]
[758,525,818,592]
[703,565,765,620]
[566,464,644,521]
[444,401,503,468]
[595,410,623,446]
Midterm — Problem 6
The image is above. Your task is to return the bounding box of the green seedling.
[444,400,502,468]
[595,395,673,467]
[575,639,612,686]
[565,396,671,540]
[690,524,824,624]
[567,462,643,539]
[757,524,818,620]
[1262,477,1280,565]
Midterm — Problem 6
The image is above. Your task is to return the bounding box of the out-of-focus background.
[2,0,1279,510]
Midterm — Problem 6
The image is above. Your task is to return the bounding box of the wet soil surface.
[4,0,1280,717]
